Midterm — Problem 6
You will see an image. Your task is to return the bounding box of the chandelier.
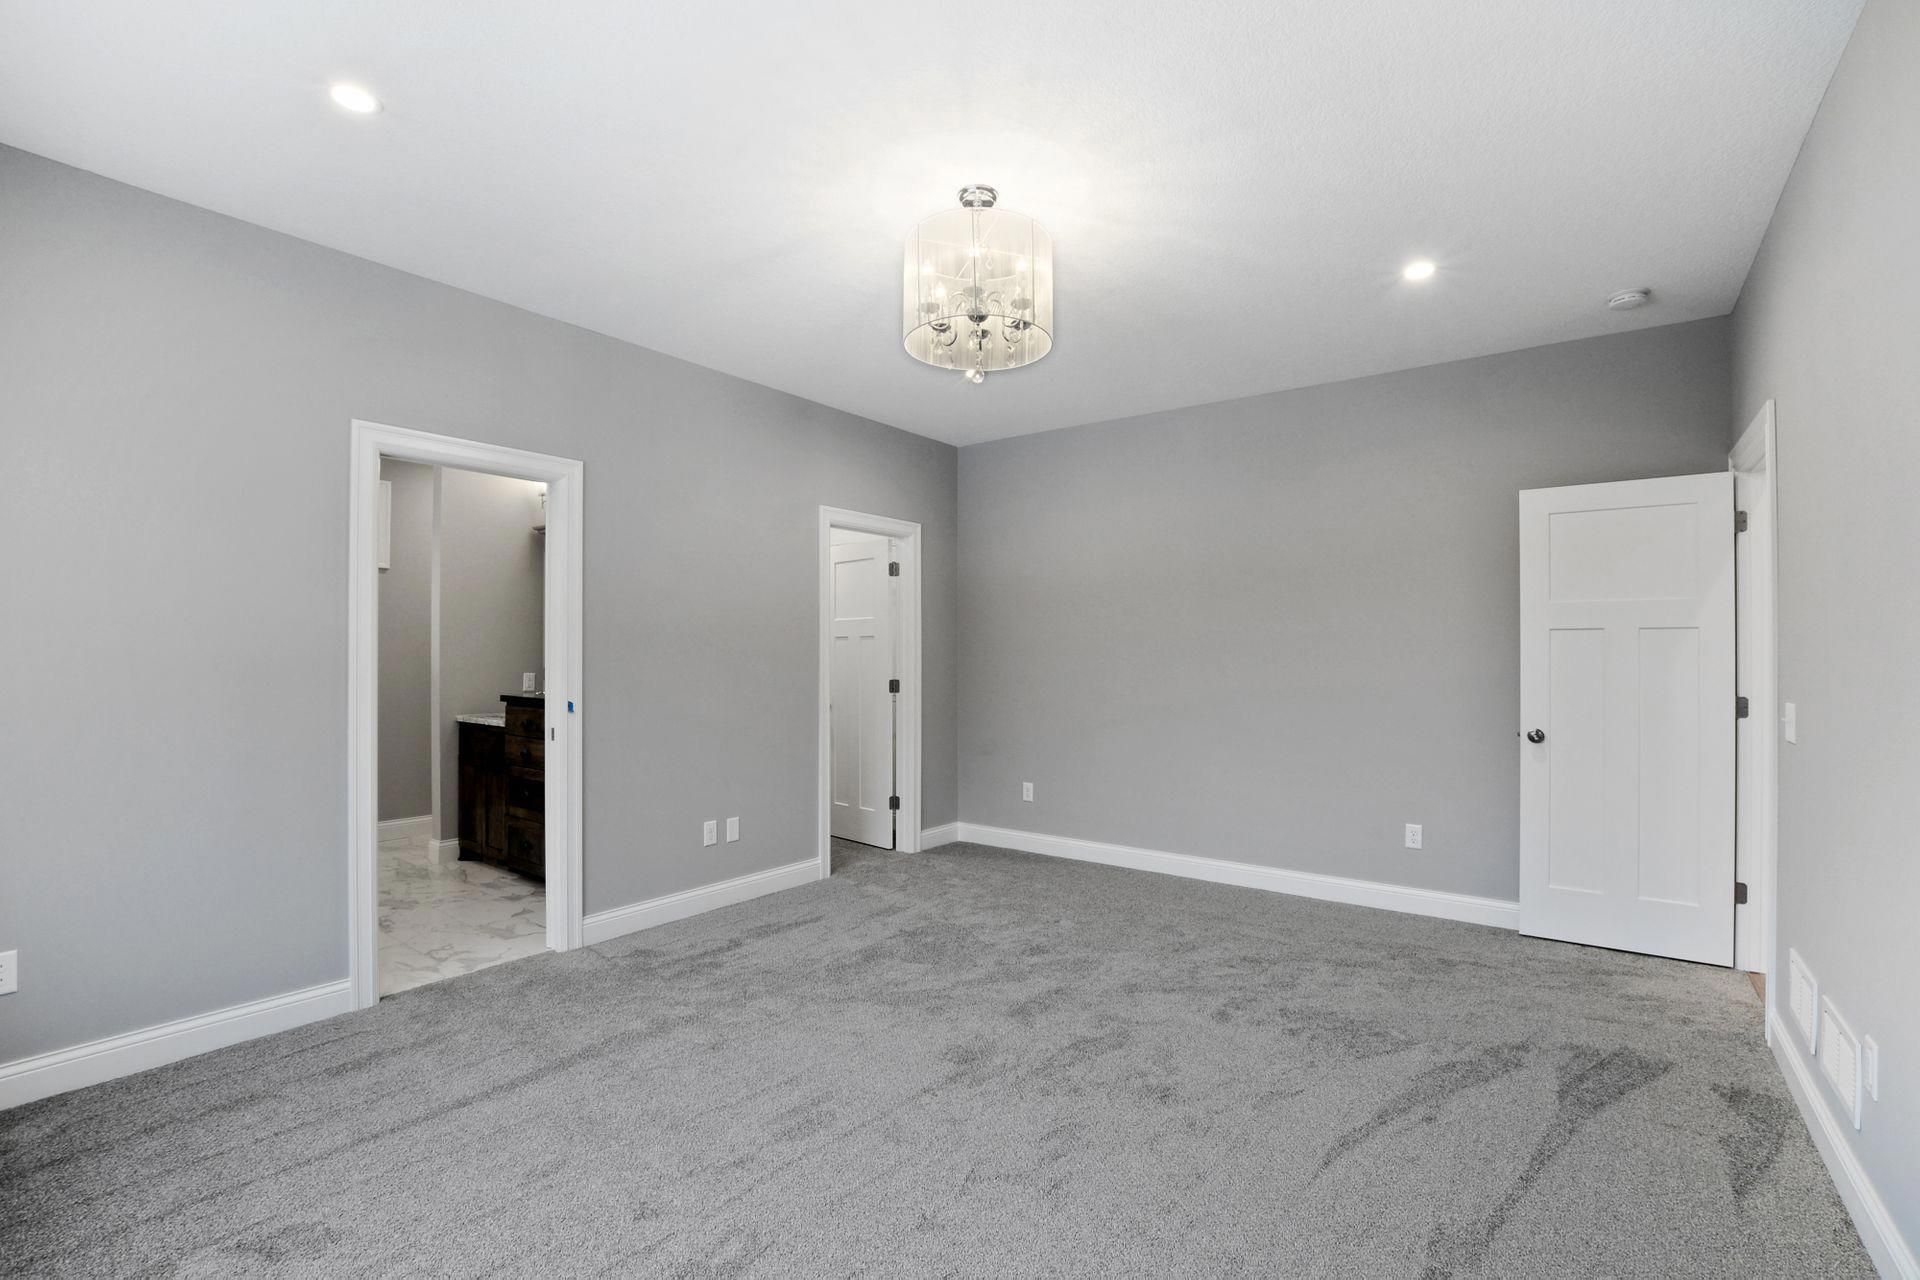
[903,185,1053,384]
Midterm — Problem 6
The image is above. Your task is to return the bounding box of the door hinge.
[1734,881,1748,905]
[888,795,900,811]
[888,561,900,577]
[1735,510,1749,533]
[1736,695,1750,719]
[888,678,900,693]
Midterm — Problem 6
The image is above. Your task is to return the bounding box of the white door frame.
[817,506,922,875]
[348,419,585,1009]
[1731,402,1779,998]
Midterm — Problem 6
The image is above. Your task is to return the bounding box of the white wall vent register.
[1818,995,1864,1129]
[1787,948,1820,1053]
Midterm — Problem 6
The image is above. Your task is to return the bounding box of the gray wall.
[0,145,958,1063]
[434,467,546,841]
[958,320,1732,902]
[1731,0,1919,1238]
[377,459,434,821]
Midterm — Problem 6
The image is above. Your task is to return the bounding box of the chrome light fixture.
[903,185,1053,384]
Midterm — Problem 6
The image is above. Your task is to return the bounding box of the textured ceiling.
[0,1,1862,445]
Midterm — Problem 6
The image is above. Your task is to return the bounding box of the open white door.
[829,537,897,848]
[1519,473,1735,965]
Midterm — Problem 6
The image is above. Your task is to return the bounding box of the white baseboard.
[0,979,354,1111]
[427,837,461,867]
[376,814,432,842]
[582,858,821,946]
[920,823,961,848]
[950,822,1520,931]
[1768,1009,1917,1278]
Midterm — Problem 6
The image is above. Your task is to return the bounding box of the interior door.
[830,537,896,848]
[1519,473,1735,965]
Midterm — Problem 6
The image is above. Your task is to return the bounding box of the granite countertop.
[455,713,506,727]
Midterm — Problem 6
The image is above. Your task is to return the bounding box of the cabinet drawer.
[506,733,544,769]
[505,705,544,741]
[505,818,544,878]
[506,767,545,818]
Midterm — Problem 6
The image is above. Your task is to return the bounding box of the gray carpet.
[1,840,1871,1277]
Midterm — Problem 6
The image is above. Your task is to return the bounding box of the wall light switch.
[522,672,537,693]
[1404,824,1423,850]
[0,949,16,996]
[702,820,717,847]
[1783,701,1798,744]
[1022,782,1034,802]
[725,816,739,842]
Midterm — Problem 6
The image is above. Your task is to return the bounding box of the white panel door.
[830,538,896,848]
[1519,473,1735,965]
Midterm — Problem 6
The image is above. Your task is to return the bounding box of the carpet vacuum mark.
[0,841,1872,1277]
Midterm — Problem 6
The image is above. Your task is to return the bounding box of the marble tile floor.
[378,833,546,996]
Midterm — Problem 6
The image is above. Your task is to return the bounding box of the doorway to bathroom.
[374,458,546,995]
[347,420,583,1010]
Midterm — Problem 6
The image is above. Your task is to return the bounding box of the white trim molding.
[0,980,353,1111]
[920,823,961,849]
[349,419,586,1011]
[582,859,822,947]
[377,814,432,842]
[951,823,1520,930]
[817,506,924,877]
[1768,1010,1918,1278]
[427,837,462,867]
[1730,400,1778,982]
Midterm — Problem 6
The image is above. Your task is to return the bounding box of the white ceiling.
[0,1,1862,446]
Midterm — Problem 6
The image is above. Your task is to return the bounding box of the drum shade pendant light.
[903,185,1053,384]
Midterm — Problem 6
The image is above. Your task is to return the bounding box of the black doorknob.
[1526,729,1546,744]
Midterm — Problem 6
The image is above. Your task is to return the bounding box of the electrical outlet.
[1783,701,1798,744]
[0,949,16,996]
[1863,1036,1880,1102]
[1404,823,1423,850]
[702,820,717,847]
[1022,782,1034,802]
[725,816,739,842]
[522,672,537,693]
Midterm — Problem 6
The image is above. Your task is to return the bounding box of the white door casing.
[1519,473,1736,965]
[829,537,896,848]
[348,419,585,1010]
[816,507,922,876]
[1730,401,1779,993]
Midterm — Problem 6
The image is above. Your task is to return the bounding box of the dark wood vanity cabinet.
[457,721,506,863]
[458,694,545,880]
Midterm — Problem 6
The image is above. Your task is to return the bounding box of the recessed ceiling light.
[1402,259,1437,282]
[329,82,381,115]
